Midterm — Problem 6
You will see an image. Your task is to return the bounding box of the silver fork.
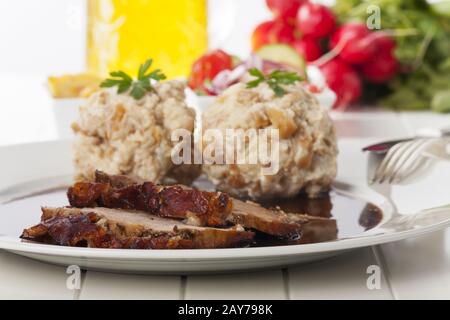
[338,150,450,239]
[370,138,431,184]
[364,152,450,236]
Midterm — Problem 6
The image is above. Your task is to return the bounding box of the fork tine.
[385,139,429,183]
[370,142,404,184]
[377,141,416,184]
[389,140,430,183]
[373,141,415,183]
[392,155,427,184]
[372,139,431,185]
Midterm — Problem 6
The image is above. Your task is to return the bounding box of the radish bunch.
[251,0,399,108]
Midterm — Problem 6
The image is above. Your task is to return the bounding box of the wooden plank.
[379,229,450,299]
[0,250,75,299]
[185,270,286,300]
[80,271,181,300]
[288,248,393,299]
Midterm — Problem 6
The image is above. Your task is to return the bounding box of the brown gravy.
[251,191,383,247]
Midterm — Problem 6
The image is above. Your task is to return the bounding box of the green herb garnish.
[246,68,302,97]
[100,59,166,100]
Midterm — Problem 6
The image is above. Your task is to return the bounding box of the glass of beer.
[87,0,208,79]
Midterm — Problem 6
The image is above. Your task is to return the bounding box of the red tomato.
[360,50,398,83]
[306,83,321,93]
[251,20,296,50]
[320,58,362,108]
[188,49,233,94]
[329,22,377,64]
[266,0,305,23]
[292,37,322,62]
[296,2,336,39]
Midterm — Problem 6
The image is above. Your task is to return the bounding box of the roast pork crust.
[20,207,254,249]
[65,171,337,240]
[67,176,232,228]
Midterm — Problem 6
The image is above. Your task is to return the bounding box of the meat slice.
[21,207,254,249]
[67,178,232,227]
[67,171,337,241]
[231,200,337,239]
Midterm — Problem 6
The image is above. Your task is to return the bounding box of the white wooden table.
[1,76,450,299]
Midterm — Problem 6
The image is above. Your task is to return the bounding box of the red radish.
[251,20,278,50]
[292,37,322,62]
[330,22,377,64]
[319,58,362,108]
[361,51,398,83]
[266,0,304,22]
[296,2,336,39]
[372,32,396,52]
[272,22,297,44]
[188,49,233,94]
[359,32,397,83]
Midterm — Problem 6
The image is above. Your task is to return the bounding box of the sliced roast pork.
[65,171,337,240]
[231,199,336,240]
[21,207,254,249]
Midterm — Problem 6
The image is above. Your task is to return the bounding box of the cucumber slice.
[231,55,242,68]
[256,44,305,71]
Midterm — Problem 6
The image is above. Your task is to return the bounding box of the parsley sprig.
[246,68,302,97]
[100,59,166,100]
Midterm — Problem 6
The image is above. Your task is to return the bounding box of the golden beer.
[87,0,208,78]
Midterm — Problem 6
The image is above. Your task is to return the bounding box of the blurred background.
[0,0,274,75]
[0,0,449,146]
[0,0,269,145]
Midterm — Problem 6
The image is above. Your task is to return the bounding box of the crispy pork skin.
[21,207,254,249]
[67,181,232,227]
[67,171,232,227]
[65,172,337,241]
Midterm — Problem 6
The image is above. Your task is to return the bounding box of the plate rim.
[1,218,450,261]
[1,178,449,261]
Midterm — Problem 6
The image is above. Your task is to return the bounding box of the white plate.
[0,140,449,274]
